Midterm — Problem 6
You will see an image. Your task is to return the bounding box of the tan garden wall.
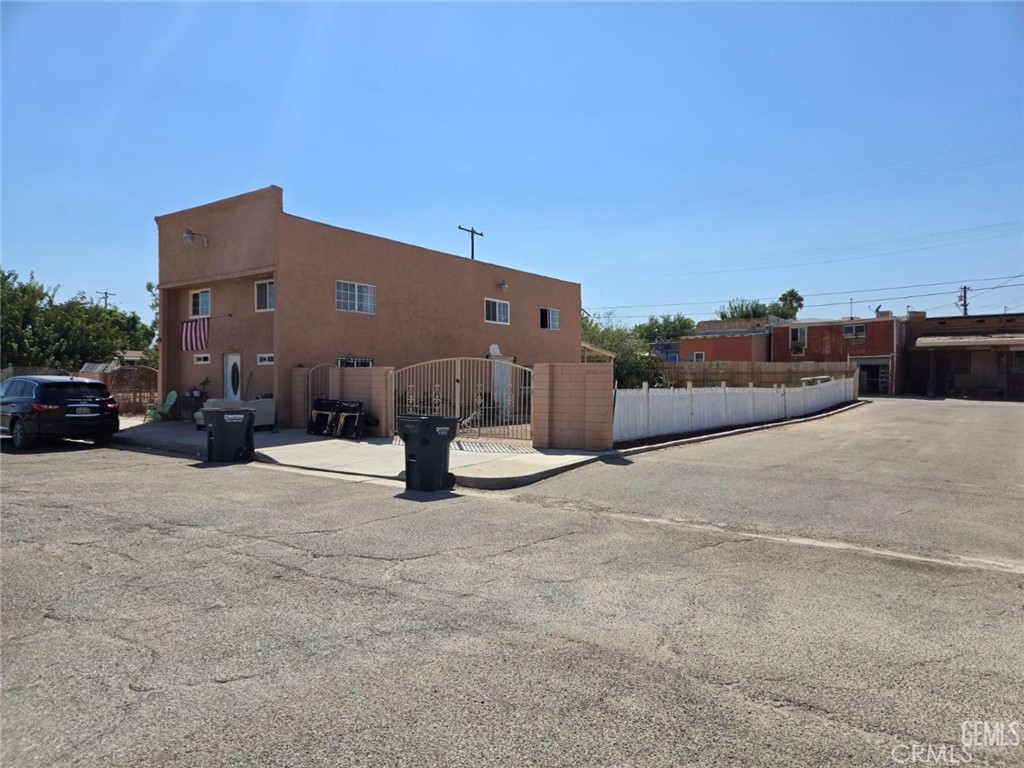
[290,365,393,436]
[533,363,613,451]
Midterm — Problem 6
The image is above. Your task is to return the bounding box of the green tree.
[634,313,696,342]
[0,271,157,370]
[1,270,59,368]
[717,294,800,320]
[582,312,659,388]
[717,298,771,320]
[777,288,804,317]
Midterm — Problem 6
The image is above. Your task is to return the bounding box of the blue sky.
[3,2,1022,324]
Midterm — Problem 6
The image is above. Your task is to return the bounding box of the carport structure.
[912,334,1024,400]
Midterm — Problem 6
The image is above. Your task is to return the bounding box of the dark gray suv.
[0,376,120,449]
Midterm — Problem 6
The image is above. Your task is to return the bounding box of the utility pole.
[95,290,116,308]
[458,226,483,260]
[956,285,969,316]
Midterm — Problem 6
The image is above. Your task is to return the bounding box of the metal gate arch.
[306,363,336,417]
[388,357,533,440]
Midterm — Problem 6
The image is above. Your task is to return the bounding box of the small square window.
[194,354,211,365]
[540,307,561,330]
[190,289,210,318]
[485,298,510,325]
[256,280,274,312]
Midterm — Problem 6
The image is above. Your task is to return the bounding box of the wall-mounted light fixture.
[497,279,509,292]
[183,227,209,246]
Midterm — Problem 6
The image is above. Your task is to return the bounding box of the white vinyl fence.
[613,378,856,443]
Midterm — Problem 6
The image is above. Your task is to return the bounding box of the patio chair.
[144,390,178,422]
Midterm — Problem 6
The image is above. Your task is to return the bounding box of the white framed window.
[190,288,211,318]
[257,353,274,366]
[255,280,274,312]
[540,307,560,330]
[790,327,807,346]
[336,281,376,314]
[686,351,705,362]
[843,324,866,338]
[194,353,211,364]
[485,298,510,325]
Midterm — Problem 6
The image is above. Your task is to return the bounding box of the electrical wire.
[597,284,1024,320]
[586,274,1024,312]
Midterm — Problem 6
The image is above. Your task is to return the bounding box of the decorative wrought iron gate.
[388,357,533,440]
[306,363,336,418]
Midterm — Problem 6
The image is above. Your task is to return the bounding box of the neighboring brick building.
[904,311,1024,400]
[673,317,780,363]
[676,331,770,363]
[772,313,905,395]
[156,186,582,426]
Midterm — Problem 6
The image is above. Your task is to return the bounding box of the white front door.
[224,353,242,401]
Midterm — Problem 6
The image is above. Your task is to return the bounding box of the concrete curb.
[253,451,400,481]
[616,399,868,458]
[109,399,867,488]
[254,449,605,490]
[110,436,207,461]
[453,455,608,491]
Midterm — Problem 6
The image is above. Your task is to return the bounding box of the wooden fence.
[649,361,858,389]
[72,366,159,415]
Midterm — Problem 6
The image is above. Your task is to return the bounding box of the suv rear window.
[40,382,111,401]
[8,380,35,398]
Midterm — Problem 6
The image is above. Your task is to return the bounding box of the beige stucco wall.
[156,187,282,406]
[156,187,581,426]
[533,363,613,451]
[274,214,581,370]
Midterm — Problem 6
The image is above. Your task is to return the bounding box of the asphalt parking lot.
[2,398,1022,767]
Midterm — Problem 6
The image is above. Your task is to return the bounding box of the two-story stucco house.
[155,186,582,427]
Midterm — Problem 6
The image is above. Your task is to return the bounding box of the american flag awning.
[181,318,210,351]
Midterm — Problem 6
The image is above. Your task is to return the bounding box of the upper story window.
[485,298,510,325]
[255,280,275,312]
[843,324,866,338]
[540,307,561,330]
[190,288,210,318]
[336,281,376,314]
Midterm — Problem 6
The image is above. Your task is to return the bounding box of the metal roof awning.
[915,334,1024,350]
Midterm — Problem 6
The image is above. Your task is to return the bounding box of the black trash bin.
[202,408,255,462]
[396,415,458,491]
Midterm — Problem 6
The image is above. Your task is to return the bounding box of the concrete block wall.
[289,367,308,428]
[338,367,393,437]
[533,363,614,451]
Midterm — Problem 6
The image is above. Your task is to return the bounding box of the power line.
[583,220,1021,278]
[596,284,1024,320]
[586,274,1024,312]
[963,273,1024,300]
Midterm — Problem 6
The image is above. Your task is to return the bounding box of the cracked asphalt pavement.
[2,398,1022,767]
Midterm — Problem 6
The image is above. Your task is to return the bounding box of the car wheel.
[93,432,113,446]
[11,420,33,450]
